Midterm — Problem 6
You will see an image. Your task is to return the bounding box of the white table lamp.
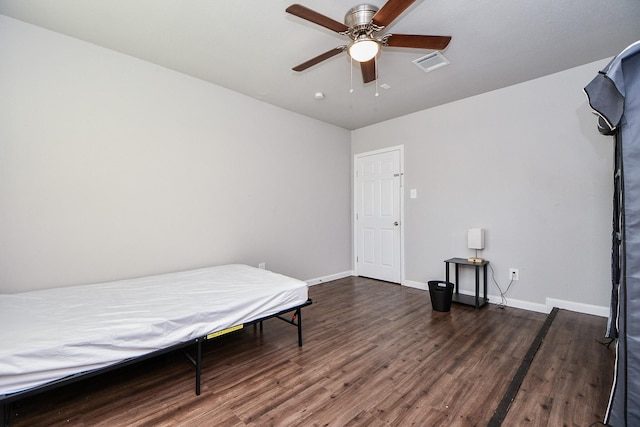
[468,228,485,263]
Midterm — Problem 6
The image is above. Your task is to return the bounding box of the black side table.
[444,257,489,308]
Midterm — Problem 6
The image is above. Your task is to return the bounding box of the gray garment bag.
[584,40,640,427]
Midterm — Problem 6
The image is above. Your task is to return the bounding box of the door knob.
[394,221,399,226]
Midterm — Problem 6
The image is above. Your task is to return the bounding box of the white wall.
[352,59,614,312]
[0,13,616,313]
[0,16,352,293]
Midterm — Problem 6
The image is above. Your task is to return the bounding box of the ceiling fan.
[286,0,452,83]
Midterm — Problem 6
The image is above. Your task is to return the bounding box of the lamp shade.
[348,37,380,62]
[468,228,485,250]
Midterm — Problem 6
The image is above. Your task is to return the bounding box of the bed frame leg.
[195,340,202,396]
[296,307,303,347]
[2,403,8,427]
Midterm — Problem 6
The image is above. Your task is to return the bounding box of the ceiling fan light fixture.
[286,1,453,83]
[348,36,380,62]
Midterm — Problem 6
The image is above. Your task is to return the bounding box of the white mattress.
[0,264,308,396]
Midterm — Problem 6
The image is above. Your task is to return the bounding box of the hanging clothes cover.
[584,40,640,427]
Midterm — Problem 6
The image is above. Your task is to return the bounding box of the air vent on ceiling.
[413,51,449,73]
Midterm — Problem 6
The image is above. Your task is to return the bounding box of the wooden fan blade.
[292,46,346,72]
[371,0,417,28]
[360,59,376,83]
[286,4,349,33]
[385,34,452,50]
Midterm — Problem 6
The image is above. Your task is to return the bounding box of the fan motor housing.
[344,4,379,30]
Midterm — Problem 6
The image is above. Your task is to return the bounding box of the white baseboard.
[403,280,608,317]
[403,280,429,291]
[545,298,609,317]
[489,293,550,314]
[306,270,353,286]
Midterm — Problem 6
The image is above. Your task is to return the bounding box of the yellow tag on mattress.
[207,324,244,339]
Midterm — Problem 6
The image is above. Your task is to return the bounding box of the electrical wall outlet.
[258,262,266,270]
[509,268,519,281]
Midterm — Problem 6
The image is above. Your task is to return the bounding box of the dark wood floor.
[6,276,615,426]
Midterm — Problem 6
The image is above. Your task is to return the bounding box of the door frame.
[353,145,405,284]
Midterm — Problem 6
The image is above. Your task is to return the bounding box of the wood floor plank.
[343,410,388,427]
[501,309,614,426]
[5,277,613,426]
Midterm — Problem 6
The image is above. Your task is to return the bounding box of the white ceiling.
[1,0,640,130]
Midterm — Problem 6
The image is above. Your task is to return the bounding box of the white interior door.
[355,147,402,283]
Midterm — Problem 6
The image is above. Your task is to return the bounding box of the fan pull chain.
[375,57,379,97]
[349,56,354,93]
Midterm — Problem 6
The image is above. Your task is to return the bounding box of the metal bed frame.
[1,298,312,426]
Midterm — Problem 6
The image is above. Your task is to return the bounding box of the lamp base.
[467,257,484,263]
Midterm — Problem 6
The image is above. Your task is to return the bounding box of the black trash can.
[428,280,454,312]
